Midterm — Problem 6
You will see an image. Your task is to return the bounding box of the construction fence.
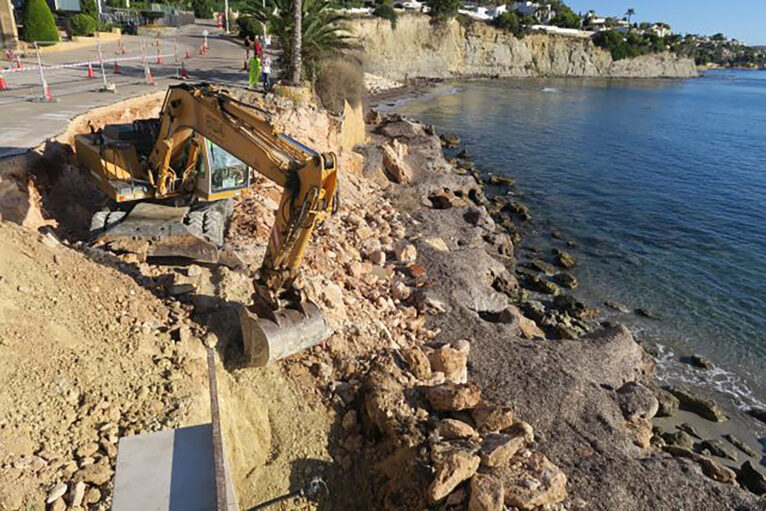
[0,33,215,105]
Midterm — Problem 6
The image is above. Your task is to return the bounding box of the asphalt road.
[0,22,252,159]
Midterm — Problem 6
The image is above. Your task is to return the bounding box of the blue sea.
[389,71,766,417]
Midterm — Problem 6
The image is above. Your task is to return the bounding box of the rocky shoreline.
[360,108,766,508]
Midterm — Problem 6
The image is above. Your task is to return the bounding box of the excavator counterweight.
[74,84,339,366]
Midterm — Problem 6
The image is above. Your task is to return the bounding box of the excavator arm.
[148,83,339,365]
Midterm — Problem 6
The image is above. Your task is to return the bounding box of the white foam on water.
[654,342,766,412]
[540,87,560,93]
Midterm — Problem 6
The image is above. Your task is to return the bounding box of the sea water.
[392,71,766,419]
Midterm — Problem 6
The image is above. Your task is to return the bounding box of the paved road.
[0,22,252,159]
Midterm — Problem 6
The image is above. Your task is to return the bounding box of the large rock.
[616,382,659,421]
[401,347,431,380]
[381,139,413,185]
[471,400,514,434]
[435,419,479,440]
[362,361,422,446]
[427,449,481,504]
[738,461,766,496]
[665,386,728,422]
[654,387,680,417]
[426,382,481,412]
[699,457,737,485]
[699,439,737,461]
[428,346,468,384]
[469,473,504,511]
[491,451,567,510]
[479,433,526,468]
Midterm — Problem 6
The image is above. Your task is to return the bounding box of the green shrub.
[70,14,97,36]
[427,0,461,19]
[549,1,580,29]
[23,0,59,44]
[80,0,98,18]
[494,10,528,38]
[315,59,363,114]
[372,3,397,29]
[236,15,261,38]
[97,20,115,32]
[594,30,628,60]
[192,0,214,18]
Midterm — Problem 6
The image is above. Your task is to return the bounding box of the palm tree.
[625,8,635,24]
[290,0,301,84]
[243,0,354,84]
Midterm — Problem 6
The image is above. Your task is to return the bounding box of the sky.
[566,0,766,46]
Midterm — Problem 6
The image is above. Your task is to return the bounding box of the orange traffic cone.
[185,48,192,59]
[113,61,121,74]
[180,61,189,79]
[87,63,96,78]
[43,81,54,102]
[15,55,22,69]
[199,43,205,55]
[0,75,7,91]
[144,66,154,85]
[156,50,163,65]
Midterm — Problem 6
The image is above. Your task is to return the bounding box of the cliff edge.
[349,15,698,80]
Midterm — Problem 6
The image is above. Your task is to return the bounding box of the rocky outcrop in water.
[349,15,698,80]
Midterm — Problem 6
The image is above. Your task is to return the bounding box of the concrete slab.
[112,423,238,511]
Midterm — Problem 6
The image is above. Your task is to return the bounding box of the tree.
[593,29,628,60]
[243,0,353,82]
[192,0,214,18]
[80,0,98,19]
[625,8,634,24]
[290,0,302,84]
[70,13,97,35]
[549,1,580,29]
[23,0,59,44]
[427,0,461,19]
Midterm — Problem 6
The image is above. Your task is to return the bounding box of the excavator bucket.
[238,301,327,367]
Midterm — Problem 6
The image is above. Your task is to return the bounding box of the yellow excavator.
[74,83,339,366]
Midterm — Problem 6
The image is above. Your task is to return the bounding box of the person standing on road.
[261,56,272,93]
[243,35,251,70]
[249,54,262,89]
[255,37,263,59]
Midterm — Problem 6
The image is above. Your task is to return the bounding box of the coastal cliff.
[349,15,698,80]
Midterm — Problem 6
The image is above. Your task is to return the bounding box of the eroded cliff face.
[349,15,698,80]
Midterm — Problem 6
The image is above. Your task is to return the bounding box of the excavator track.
[90,199,233,263]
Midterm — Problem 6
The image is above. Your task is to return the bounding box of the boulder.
[554,251,576,269]
[469,473,504,511]
[604,301,631,313]
[497,306,545,340]
[554,272,578,289]
[401,347,432,380]
[435,419,479,440]
[426,382,481,411]
[738,461,766,496]
[479,433,526,468]
[505,421,535,443]
[395,243,418,263]
[723,434,756,457]
[363,361,422,446]
[440,133,461,148]
[661,431,694,451]
[654,387,680,417]
[428,346,468,384]
[427,449,480,503]
[699,439,737,461]
[689,354,713,369]
[699,457,737,484]
[381,140,413,185]
[492,451,567,510]
[665,386,727,422]
[747,407,766,424]
[471,400,515,434]
[616,382,659,421]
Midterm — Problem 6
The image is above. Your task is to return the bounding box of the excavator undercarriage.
[74,83,339,366]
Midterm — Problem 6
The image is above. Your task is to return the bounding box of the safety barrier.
[0,34,204,103]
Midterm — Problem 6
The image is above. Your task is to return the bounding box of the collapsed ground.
[0,90,764,510]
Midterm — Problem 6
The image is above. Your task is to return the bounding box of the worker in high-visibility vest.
[249,55,261,89]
